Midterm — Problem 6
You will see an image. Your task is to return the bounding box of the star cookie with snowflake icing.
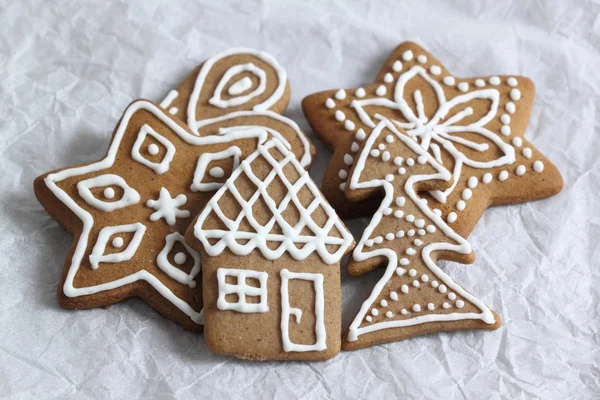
[302,41,562,237]
[343,120,501,350]
[34,98,312,331]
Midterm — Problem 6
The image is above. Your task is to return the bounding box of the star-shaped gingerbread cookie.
[34,99,312,331]
[302,42,563,240]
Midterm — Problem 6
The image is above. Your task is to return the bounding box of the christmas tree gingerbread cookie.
[34,98,312,331]
[185,139,354,360]
[343,120,500,350]
[302,41,562,240]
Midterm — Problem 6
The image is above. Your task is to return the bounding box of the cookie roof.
[193,139,354,264]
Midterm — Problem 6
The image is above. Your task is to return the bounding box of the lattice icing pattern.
[194,139,354,264]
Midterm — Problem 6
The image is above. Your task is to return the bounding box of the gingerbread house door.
[279,269,327,352]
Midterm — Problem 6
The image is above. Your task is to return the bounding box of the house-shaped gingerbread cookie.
[185,139,354,360]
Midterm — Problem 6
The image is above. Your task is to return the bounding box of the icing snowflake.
[146,188,191,226]
[352,66,515,202]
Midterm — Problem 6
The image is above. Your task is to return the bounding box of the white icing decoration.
[335,110,345,121]
[160,90,179,109]
[345,120,356,131]
[193,139,354,264]
[462,188,472,200]
[112,236,123,248]
[227,76,253,95]
[325,98,335,108]
[356,88,366,98]
[443,76,455,86]
[191,146,242,192]
[512,137,523,147]
[376,85,387,96]
[351,142,360,152]
[474,79,485,88]
[384,73,394,83]
[335,89,346,100]
[349,66,515,202]
[77,174,140,212]
[402,50,413,61]
[103,187,115,199]
[501,125,511,136]
[209,167,225,178]
[417,55,427,63]
[510,88,521,101]
[501,114,511,124]
[188,48,286,114]
[131,124,176,174]
[457,82,469,92]
[356,129,366,140]
[346,121,495,341]
[482,173,493,184]
[507,77,518,87]
[392,61,403,72]
[280,269,327,352]
[505,102,516,114]
[157,232,201,288]
[533,160,544,173]
[456,200,466,211]
[430,66,441,75]
[339,170,348,179]
[89,223,146,270]
[217,268,269,313]
[146,187,191,226]
[148,143,160,156]
[447,212,457,223]
[516,165,526,176]
[523,147,532,158]
[489,76,500,85]
[499,170,509,181]
[168,107,178,115]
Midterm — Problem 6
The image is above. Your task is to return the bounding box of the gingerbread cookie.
[185,139,354,360]
[34,96,312,331]
[302,41,563,239]
[343,120,500,350]
[160,47,313,168]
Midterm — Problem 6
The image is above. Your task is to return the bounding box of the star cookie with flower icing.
[343,120,500,350]
[34,96,313,331]
[302,41,562,239]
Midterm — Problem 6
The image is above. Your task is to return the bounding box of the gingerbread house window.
[216,268,269,313]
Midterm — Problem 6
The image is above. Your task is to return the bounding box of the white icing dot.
[325,98,335,109]
[439,285,447,294]
[370,149,380,157]
[351,142,360,152]
[365,240,373,247]
[462,188,472,201]
[112,237,124,248]
[344,154,353,165]
[406,214,415,222]
[475,79,485,87]
[516,165,526,176]
[489,76,501,85]
[458,82,469,92]
[418,229,426,236]
[431,280,439,288]
[523,147,532,158]
[378,143,386,151]
[482,173,493,184]
[148,143,160,156]
[456,200,466,211]
[384,73,394,83]
[417,54,427,63]
[417,155,427,165]
[376,85,387,96]
[338,170,348,179]
[447,212,457,223]
[406,158,415,166]
[414,239,423,246]
[335,89,346,100]
[339,182,346,191]
[412,304,421,312]
[174,252,187,265]
[533,160,544,173]
[408,268,417,277]
[412,280,420,288]
[501,114,511,124]
[390,292,399,301]
[386,135,395,143]
[510,88,522,101]
[344,120,355,131]
[406,248,417,256]
[335,110,345,121]
[398,167,406,175]
[396,267,406,276]
[394,210,404,219]
[443,302,451,309]
[356,129,366,140]
[501,125,511,136]
[209,167,225,178]
[468,176,478,189]
[380,299,388,307]
[385,174,394,182]
[430,65,441,75]
[402,50,414,61]
[382,151,391,161]
[507,77,518,87]
[421,274,429,282]
[396,196,406,206]
[448,293,457,301]
[499,170,509,181]
[400,258,410,266]
[392,60,403,72]
[427,303,435,311]
[426,225,436,233]
[383,208,392,215]
[505,102,516,114]
[371,308,379,316]
[456,300,465,308]
[433,209,442,216]
[414,219,425,228]
[103,187,115,199]
[366,316,372,322]
[407,229,415,236]
[512,137,523,147]
[356,88,366,98]
[443,76,455,86]
[401,284,409,294]
[396,230,405,238]
[385,233,394,241]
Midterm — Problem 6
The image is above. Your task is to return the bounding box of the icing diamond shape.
[77,174,140,212]
[131,124,176,174]
[156,232,201,288]
[191,146,242,192]
[89,223,146,269]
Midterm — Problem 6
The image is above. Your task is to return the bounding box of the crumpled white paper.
[0,0,598,398]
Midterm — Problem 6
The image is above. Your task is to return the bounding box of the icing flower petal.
[350,98,415,130]
[394,66,447,124]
